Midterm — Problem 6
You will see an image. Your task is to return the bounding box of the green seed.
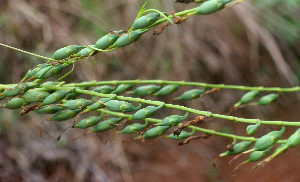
[3,83,38,97]
[62,99,93,110]
[248,146,273,162]
[154,85,180,96]
[131,104,165,120]
[173,89,205,101]
[143,126,171,139]
[75,115,104,129]
[52,45,86,60]
[111,84,134,95]
[255,93,279,106]
[25,64,51,79]
[35,105,65,114]
[5,98,29,109]
[166,130,195,140]
[251,126,285,152]
[157,111,189,126]
[219,141,253,157]
[74,46,96,57]
[118,121,148,134]
[95,31,122,50]
[234,90,260,107]
[83,97,112,113]
[286,128,300,148]
[127,85,161,97]
[93,85,116,94]
[105,100,142,113]
[42,90,73,106]
[131,13,160,30]
[246,121,261,136]
[113,30,148,48]
[32,63,70,80]
[21,91,50,102]
[90,118,123,132]
[49,109,81,121]
[196,0,232,15]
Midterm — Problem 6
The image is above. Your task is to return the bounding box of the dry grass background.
[0,0,299,181]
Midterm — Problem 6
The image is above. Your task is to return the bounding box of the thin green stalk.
[63,80,300,92]
[98,109,287,144]
[29,85,300,126]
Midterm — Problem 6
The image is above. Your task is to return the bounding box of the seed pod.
[113,30,148,48]
[255,93,279,106]
[157,111,189,126]
[83,97,112,113]
[127,85,161,97]
[105,100,142,113]
[4,98,29,109]
[219,141,253,157]
[21,91,50,102]
[248,146,273,162]
[143,126,171,139]
[74,46,96,57]
[173,89,206,101]
[32,63,70,80]
[196,0,232,15]
[24,64,51,79]
[154,85,180,96]
[246,121,261,136]
[61,99,93,110]
[52,45,86,60]
[35,105,65,114]
[131,13,160,30]
[234,90,260,107]
[42,90,73,106]
[49,109,81,121]
[3,83,38,97]
[65,87,89,100]
[111,84,134,95]
[166,130,195,140]
[94,31,122,50]
[131,104,165,120]
[90,118,123,132]
[250,125,285,152]
[74,115,104,129]
[118,121,148,134]
[286,128,300,148]
[93,85,116,94]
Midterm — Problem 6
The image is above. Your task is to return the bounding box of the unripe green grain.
[127,85,161,97]
[105,100,142,113]
[131,104,165,120]
[131,13,160,30]
[166,130,195,140]
[255,93,279,106]
[248,146,273,162]
[90,117,123,132]
[3,83,38,97]
[157,111,189,126]
[219,141,253,157]
[74,46,96,57]
[118,121,148,134]
[234,90,260,107]
[154,85,180,96]
[93,85,116,94]
[173,89,205,101]
[21,90,50,102]
[75,115,104,129]
[143,126,171,139]
[42,90,73,105]
[113,30,148,48]
[61,99,93,110]
[52,45,85,60]
[196,0,232,15]
[49,109,81,121]
[5,97,29,109]
[286,128,300,148]
[32,63,70,80]
[111,84,134,95]
[83,97,112,113]
[95,31,122,50]
[246,121,261,136]
[35,105,65,114]
[25,64,51,79]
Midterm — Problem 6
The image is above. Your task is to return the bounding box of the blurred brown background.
[0,0,300,181]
